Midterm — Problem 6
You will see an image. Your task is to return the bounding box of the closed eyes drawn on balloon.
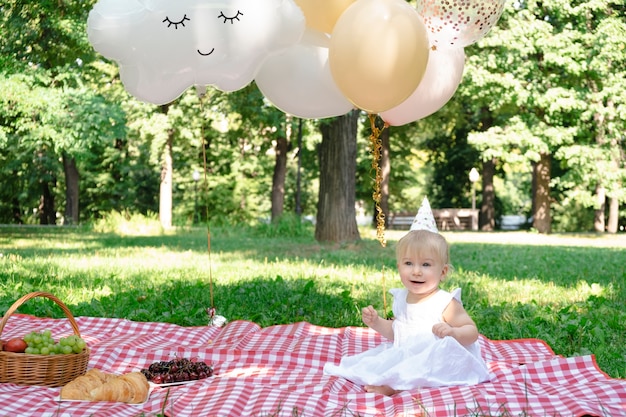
[163,10,243,30]
[161,10,243,56]
[218,10,244,24]
[162,14,190,29]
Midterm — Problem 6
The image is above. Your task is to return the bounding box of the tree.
[0,0,128,224]
[557,4,626,233]
[213,84,296,224]
[271,133,289,222]
[480,159,497,231]
[462,0,625,233]
[316,110,361,243]
[158,105,174,229]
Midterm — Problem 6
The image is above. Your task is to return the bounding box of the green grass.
[0,224,624,380]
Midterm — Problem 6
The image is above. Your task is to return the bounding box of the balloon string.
[368,114,388,247]
[198,91,215,315]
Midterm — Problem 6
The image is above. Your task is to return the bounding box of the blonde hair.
[396,230,451,271]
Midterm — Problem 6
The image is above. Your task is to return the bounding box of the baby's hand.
[362,305,379,327]
[432,322,455,339]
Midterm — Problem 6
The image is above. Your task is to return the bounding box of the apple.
[4,337,27,353]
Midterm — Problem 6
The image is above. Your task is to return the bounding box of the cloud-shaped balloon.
[87,0,305,105]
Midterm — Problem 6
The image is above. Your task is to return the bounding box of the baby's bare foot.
[364,385,400,396]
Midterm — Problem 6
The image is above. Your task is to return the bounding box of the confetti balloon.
[416,0,505,49]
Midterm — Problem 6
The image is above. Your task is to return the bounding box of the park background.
[0,0,624,238]
[0,0,625,401]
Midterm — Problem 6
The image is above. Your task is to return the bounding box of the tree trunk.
[271,135,288,222]
[63,153,80,225]
[39,180,56,225]
[11,169,22,224]
[607,196,619,234]
[532,152,551,234]
[160,122,174,229]
[315,110,361,243]
[480,158,495,231]
[295,118,303,217]
[593,183,606,232]
[12,196,22,224]
[606,145,621,234]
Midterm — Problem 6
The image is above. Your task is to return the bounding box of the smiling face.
[87,0,305,104]
[396,230,450,303]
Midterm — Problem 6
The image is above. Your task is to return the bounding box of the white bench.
[389,209,479,231]
[500,215,527,230]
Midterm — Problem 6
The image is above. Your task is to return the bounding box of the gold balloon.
[293,0,356,34]
[329,0,430,113]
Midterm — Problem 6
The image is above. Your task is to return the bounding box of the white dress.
[324,288,490,390]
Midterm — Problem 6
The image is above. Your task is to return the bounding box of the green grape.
[22,330,87,355]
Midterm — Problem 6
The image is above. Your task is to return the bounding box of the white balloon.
[87,0,305,105]
[381,47,465,126]
[255,29,354,119]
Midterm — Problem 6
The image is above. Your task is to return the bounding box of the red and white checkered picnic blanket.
[1,314,624,417]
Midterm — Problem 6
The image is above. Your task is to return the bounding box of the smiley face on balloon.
[87,0,305,105]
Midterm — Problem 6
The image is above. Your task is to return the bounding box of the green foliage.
[249,213,315,238]
[0,0,97,71]
[91,210,162,235]
[0,70,131,223]
[454,0,626,224]
[356,115,432,215]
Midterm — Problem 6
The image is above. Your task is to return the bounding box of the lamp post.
[192,170,200,224]
[469,168,479,211]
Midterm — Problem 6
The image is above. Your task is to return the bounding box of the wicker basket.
[0,291,90,387]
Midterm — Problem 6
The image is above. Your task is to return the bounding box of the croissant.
[89,372,149,404]
[60,370,150,404]
[60,369,116,400]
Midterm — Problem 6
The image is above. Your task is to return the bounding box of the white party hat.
[410,197,439,233]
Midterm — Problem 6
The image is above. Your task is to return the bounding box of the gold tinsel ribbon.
[368,114,388,248]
